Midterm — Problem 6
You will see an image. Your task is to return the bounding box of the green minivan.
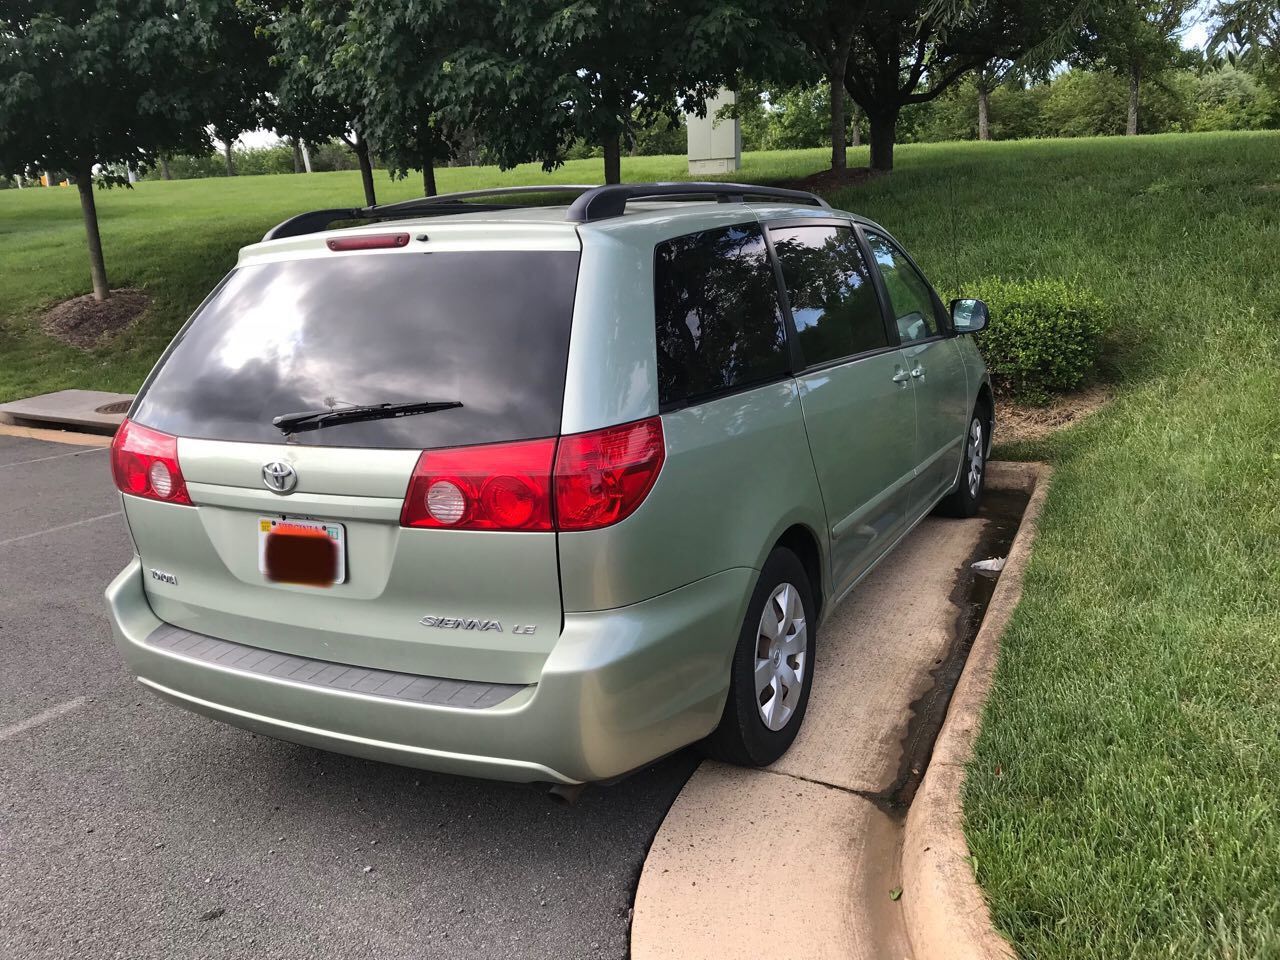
[105,183,992,785]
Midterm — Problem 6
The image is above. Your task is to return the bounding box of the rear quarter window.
[131,250,580,449]
[652,223,789,407]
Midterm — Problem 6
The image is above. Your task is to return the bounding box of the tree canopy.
[0,0,219,298]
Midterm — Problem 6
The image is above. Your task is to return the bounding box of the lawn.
[3,131,1280,957]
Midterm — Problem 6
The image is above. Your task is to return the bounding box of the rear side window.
[653,223,788,406]
[131,251,579,449]
[770,225,888,365]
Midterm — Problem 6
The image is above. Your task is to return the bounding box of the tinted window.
[132,251,579,449]
[653,223,788,405]
[770,225,888,365]
[865,233,939,344]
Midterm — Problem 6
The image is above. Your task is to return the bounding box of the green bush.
[956,277,1110,403]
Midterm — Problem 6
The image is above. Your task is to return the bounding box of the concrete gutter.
[0,389,131,435]
[901,461,1051,960]
[631,462,1051,960]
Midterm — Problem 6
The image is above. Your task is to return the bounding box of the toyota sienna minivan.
[106,182,993,785]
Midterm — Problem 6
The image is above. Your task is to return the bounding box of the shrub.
[955,277,1110,404]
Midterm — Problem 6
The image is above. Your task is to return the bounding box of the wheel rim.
[754,582,808,732]
[967,417,984,499]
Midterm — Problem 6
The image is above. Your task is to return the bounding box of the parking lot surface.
[2,433,1018,960]
[0,435,696,960]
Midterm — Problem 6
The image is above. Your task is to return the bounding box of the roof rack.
[261,181,829,241]
[564,182,829,223]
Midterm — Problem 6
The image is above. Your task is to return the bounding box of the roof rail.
[261,185,598,241]
[261,181,829,241]
[563,182,829,223]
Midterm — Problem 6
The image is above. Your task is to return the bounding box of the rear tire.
[703,548,815,767]
[936,408,988,518]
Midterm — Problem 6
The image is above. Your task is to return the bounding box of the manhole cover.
[95,400,131,415]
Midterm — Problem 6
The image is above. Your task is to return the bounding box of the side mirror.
[951,298,989,334]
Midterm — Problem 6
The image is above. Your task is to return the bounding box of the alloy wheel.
[754,582,808,732]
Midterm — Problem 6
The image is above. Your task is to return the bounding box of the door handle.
[911,366,925,378]
[891,370,910,384]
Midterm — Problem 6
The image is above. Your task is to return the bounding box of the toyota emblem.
[262,461,298,494]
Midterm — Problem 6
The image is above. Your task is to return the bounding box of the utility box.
[686,89,740,175]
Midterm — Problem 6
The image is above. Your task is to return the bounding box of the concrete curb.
[901,461,1053,960]
[0,423,114,447]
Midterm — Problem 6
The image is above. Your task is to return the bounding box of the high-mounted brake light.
[326,233,411,251]
[554,418,664,530]
[398,418,665,533]
[110,419,193,505]
[401,438,557,531]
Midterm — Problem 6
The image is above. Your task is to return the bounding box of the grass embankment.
[0,148,832,401]
[2,131,1278,957]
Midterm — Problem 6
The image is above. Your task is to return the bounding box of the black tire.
[703,548,816,767]
[936,406,989,518]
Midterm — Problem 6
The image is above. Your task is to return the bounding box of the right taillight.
[554,417,665,531]
[110,418,193,505]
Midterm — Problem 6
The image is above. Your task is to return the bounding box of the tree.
[451,0,754,184]
[844,0,1080,170]
[1211,0,1280,89]
[1079,0,1195,135]
[268,0,382,205]
[328,0,464,197]
[0,1,214,301]
[202,2,280,177]
[785,0,874,169]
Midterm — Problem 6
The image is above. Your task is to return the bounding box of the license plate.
[258,517,346,586]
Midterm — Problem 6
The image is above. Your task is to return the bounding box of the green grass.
[3,131,1280,957]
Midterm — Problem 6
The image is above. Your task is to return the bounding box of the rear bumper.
[106,559,751,783]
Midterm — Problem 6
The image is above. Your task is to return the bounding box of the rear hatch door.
[123,230,579,685]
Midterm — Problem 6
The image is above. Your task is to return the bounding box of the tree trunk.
[978,87,991,141]
[868,110,898,172]
[829,67,848,171]
[421,144,437,197]
[1127,62,1141,136]
[300,140,313,173]
[354,133,377,206]
[850,103,862,148]
[602,132,621,185]
[292,141,303,174]
[160,156,172,181]
[75,162,110,302]
[223,140,236,177]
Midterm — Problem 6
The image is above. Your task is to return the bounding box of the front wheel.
[703,548,815,767]
[936,410,987,518]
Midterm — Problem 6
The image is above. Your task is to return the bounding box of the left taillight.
[110,419,192,505]
[400,437,557,531]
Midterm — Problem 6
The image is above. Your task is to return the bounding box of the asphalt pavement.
[0,434,697,960]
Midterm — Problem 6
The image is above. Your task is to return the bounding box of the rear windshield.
[132,250,579,449]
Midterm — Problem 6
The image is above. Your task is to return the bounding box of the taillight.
[398,418,665,533]
[400,438,557,531]
[110,419,193,505]
[554,418,664,531]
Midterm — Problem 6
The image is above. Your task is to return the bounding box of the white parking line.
[0,697,88,742]
[0,511,121,547]
[0,447,108,468]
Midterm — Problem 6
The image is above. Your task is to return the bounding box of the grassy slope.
[3,132,1279,956]
[0,149,832,401]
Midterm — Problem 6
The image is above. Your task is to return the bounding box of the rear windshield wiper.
[272,400,463,435]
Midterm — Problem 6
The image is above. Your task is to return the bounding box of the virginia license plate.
[258,517,346,586]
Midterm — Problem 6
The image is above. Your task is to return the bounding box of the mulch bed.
[41,288,150,349]
[997,384,1114,446]
[779,166,885,194]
